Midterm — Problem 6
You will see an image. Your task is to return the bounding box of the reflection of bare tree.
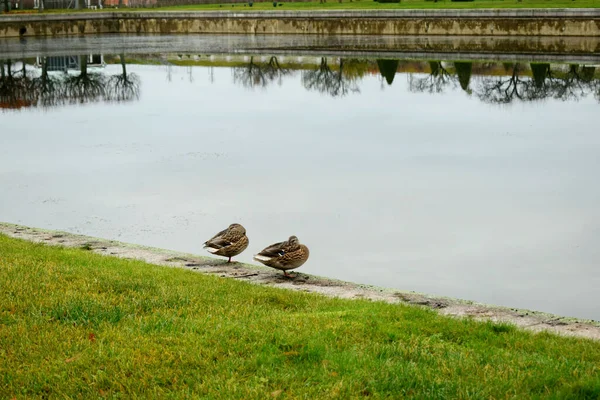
[165,63,173,83]
[106,54,141,102]
[408,61,455,94]
[0,60,18,108]
[233,56,267,89]
[301,57,360,97]
[301,57,333,92]
[29,57,64,108]
[0,60,35,110]
[476,63,529,104]
[476,63,600,104]
[64,56,106,104]
[3,55,145,111]
[520,63,555,101]
[31,57,67,108]
[545,64,590,102]
[232,56,290,89]
[263,56,291,86]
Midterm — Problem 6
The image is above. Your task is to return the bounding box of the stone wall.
[1,9,599,38]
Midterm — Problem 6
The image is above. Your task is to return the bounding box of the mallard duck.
[253,236,309,277]
[203,223,249,263]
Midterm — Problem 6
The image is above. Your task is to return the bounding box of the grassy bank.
[5,0,600,12]
[1,234,599,398]
[159,0,600,10]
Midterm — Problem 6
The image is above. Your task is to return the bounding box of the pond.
[1,34,599,320]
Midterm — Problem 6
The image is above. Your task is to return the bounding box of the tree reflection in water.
[0,59,35,110]
[3,56,600,111]
[408,61,455,94]
[106,54,141,103]
[549,64,595,102]
[64,56,106,105]
[302,57,362,98]
[232,56,291,89]
[476,63,529,104]
[0,54,141,111]
[29,57,64,108]
[400,60,600,104]
[475,63,600,104]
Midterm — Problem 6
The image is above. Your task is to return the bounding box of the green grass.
[6,0,600,13]
[157,0,600,10]
[1,234,599,398]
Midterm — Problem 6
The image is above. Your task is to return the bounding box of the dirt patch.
[2,222,599,341]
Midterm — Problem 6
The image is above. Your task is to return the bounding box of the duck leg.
[228,257,232,263]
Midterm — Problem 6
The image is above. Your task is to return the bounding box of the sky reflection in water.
[1,53,600,320]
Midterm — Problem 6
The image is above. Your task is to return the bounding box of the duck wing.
[204,228,233,249]
[256,241,288,257]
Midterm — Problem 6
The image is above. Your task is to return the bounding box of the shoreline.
[1,9,600,38]
[1,221,599,340]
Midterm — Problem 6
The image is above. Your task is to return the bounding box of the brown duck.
[253,235,310,277]
[203,223,249,263]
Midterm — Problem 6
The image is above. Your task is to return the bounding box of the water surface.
[1,35,600,320]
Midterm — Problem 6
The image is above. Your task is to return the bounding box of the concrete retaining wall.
[1,9,600,38]
[1,34,598,61]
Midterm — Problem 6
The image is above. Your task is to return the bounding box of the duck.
[203,223,249,263]
[253,235,309,277]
